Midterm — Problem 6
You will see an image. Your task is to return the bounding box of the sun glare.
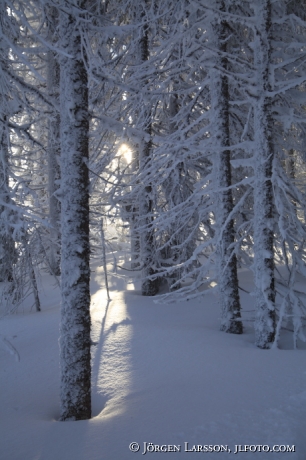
[118,143,132,163]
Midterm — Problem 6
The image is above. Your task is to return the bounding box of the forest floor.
[1,251,306,460]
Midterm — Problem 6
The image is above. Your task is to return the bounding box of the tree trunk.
[252,0,276,348]
[138,13,159,296]
[59,1,91,421]
[46,4,61,276]
[210,1,242,334]
[139,139,159,295]
[0,2,16,283]
[130,145,140,269]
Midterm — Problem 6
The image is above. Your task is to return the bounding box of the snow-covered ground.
[1,254,306,460]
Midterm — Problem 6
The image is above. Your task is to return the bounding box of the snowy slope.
[1,257,306,460]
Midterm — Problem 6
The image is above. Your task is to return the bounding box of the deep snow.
[1,253,306,460]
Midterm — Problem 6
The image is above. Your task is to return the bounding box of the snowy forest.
[1,0,306,458]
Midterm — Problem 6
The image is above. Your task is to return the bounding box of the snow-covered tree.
[133,4,160,296]
[58,0,91,421]
[208,0,242,334]
[45,3,61,276]
[250,0,276,348]
[0,1,16,283]
[2,0,306,376]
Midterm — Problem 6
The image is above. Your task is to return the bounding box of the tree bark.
[46,4,61,276]
[59,0,91,420]
[138,12,159,296]
[0,2,16,283]
[210,0,242,334]
[252,0,276,348]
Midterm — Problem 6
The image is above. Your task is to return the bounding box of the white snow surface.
[1,254,306,460]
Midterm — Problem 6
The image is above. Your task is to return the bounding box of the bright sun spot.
[118,143,132,163]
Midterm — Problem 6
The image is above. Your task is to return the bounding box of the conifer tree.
[0,1,17,283]
[58,0,91,420]
[135,3,159,295]
[209,0,242,334]
[46,3,61,276]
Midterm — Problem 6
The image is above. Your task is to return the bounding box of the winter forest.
[1,0,306,458]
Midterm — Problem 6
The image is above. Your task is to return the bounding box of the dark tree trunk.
[46,4,61,276]
[138,14,159,296]
[252,0,276,348]
[59,0,91,421]
[211,0,242,334]
[0,2,16,283]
